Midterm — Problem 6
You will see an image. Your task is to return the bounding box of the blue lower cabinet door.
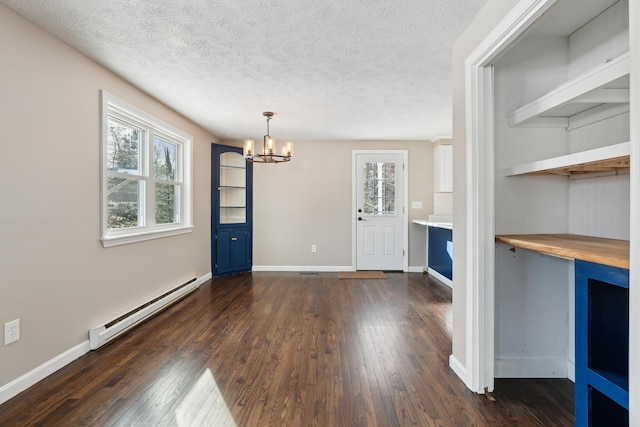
[428,227,453,280]
[216,230,233,275]
[216,230,251,275]
[231,231,251,271]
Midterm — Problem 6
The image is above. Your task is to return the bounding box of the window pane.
[153,137,177,181]
[107,119,141,174]
[362,162,396,215]
[384,181,396,198]
[107,177,140,229]
[384,163,396,179]
[156,183,178,224]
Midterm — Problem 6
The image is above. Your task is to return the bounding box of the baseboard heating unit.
[89,276,202,350]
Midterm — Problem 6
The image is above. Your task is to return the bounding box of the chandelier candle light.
[244,112,293,163]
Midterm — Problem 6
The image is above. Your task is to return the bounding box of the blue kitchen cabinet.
[428,226,453,282]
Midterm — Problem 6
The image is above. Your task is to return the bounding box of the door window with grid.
[362,162,396,215]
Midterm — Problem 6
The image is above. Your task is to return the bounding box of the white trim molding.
[252,266,426,273]
[495,358,568,379]
[0,341,91,405]
[628,0,639,423]
[449,354,469,389]
[251,265,354,272]
[460,0,558,394]
[427,268,452,288]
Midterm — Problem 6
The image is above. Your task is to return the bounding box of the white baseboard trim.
[253,266,424,273]
[449,354,471,389]
[495,358,568,378]
[567,359,575,383]
[0,340,91,405]
[252,265,354,272]
[0,272,212,406]
[196,272,213,285]
[427,267,452,287]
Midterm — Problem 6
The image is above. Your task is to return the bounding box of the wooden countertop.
[495,234,629,269]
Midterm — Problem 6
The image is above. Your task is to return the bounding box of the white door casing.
[460,0,559,394]
[352,151,408,271]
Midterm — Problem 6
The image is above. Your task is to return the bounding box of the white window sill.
[101,226,194,248]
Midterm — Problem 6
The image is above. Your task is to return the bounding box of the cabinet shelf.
[589,368,629,396]
[505,142,629,176]
[508,52,630,129]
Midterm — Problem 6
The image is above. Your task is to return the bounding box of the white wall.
[494,244,571,377]
[493,37,570,236]
[0,6,213,390]
[249,140,434,270]
[492,35,573,378]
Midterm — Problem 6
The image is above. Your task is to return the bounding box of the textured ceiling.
[1,0,486,141]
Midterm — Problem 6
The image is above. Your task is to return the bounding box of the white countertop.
[412,220,453,230]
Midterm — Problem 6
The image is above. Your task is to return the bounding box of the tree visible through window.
[106,118,142,229]
[363,162,396,215]
[153,137,179,225]
[101,91,192,247]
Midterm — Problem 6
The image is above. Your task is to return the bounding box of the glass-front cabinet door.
[219,151,246,224]
[212,144,253,277]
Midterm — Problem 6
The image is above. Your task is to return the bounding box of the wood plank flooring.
[0,272,574,426]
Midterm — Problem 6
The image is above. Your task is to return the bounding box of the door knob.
[358,217,366,221]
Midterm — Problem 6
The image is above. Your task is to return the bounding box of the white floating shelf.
[508,52,630,128]
[505,142,630,177]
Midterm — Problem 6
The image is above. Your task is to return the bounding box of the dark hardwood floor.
[0,272,574,426]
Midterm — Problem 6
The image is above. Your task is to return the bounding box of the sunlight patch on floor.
[176,368,236,427]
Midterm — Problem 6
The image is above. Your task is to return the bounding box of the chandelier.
[243,112,293,163]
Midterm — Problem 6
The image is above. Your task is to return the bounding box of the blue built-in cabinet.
[428,226,452,283]
[575,260,629,426]
[211,144,253,276]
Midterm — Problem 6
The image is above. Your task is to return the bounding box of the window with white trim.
[101,91,193,247]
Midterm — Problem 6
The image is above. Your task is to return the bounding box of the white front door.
[354,152,405,271]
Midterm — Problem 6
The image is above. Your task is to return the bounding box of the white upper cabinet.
[434,144,453,192]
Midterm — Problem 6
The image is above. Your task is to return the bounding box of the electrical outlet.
[311,245,317,253]
[4,319,20,345]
